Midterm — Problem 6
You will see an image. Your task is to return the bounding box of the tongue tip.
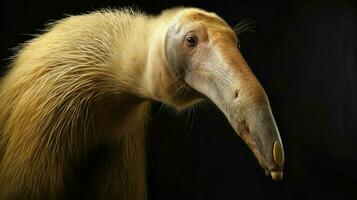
[270,171,283,181]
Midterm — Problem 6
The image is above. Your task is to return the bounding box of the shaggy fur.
[0,9,142,199]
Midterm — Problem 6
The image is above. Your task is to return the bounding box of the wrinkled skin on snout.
[165,10,285,181]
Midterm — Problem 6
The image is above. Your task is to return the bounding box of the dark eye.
[185,36,197,47]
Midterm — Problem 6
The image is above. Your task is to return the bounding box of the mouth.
[240,129,284,181]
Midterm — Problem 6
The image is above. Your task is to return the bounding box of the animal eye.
[185,36,197,47]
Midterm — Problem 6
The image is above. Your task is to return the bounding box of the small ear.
[165,24,188,77]
[234,18,256,36]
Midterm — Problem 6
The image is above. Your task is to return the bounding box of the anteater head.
[160,8,285,181]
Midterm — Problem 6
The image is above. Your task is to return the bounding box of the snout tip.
[264,140,285,181]
[270,171,283,181]
[265,170,283,181]
[270,140,284,181]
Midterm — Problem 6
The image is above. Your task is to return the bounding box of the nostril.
[234,89,239,100]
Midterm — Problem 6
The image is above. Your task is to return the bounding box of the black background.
[1,0,357,199]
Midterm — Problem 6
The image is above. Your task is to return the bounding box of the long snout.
[185,45,285,181]
[224,80,285,181]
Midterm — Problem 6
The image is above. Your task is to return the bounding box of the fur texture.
[0,8,161,199]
